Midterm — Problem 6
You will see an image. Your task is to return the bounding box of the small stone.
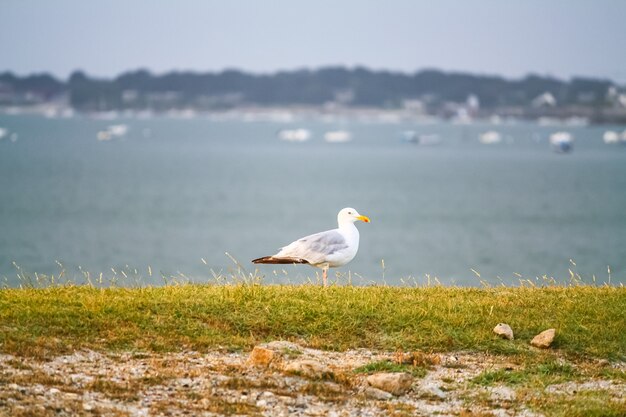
[493,323,514,340]
[530,328,556,348]
[363,386,393,400]
[284,360,331,379]
[48,388,60,395]
[83,401,96,411]
[247,346,275,367]
[366,372,413,396]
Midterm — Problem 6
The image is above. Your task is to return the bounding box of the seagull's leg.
[322,267,328,287]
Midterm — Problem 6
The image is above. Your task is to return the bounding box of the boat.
[97,124,129,141]
[108,124,129,137]
[277,128,311,142]
[549,132,573,153]
[603,131,620,144]
[479,131,501,145]
[324,130,352,143]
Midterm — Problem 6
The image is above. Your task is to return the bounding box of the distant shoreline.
[2,67,625,124]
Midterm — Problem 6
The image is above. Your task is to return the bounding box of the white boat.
[108,124,129,137]
[603,131,620,144]
[324,130,352,143]
[97,124,129,141]
[277,128,311,142]
[479,131,501,145]
[549,131,573,153]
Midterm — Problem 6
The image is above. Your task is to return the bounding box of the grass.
[0,283,624,360]
[472,358,577,387]
[354,359,428,377]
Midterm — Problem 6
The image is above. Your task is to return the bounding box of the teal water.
[1,114,625,286]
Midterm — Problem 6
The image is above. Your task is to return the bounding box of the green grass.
[0,284,624,359]
[354,360,428,377]
[472,358,577,387]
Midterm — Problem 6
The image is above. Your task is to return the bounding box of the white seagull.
[252,208,370,286]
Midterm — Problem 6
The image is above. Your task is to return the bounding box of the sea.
[1,113,625,287]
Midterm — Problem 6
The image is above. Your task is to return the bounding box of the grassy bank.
[1,284,624,360]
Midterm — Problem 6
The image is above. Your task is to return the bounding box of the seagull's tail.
[252,256,310,264]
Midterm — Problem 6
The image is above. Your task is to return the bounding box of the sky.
[1,0,626,83]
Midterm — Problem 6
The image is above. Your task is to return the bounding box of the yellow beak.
[356,215,370,223]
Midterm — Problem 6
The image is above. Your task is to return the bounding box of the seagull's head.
[338,207,370,226]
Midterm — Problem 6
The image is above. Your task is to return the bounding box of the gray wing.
[276,229,348,264]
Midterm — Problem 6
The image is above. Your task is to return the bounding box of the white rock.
[366,372,413,396]
[493,323,514,340]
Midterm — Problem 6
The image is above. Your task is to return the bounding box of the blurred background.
[1,1,625,286]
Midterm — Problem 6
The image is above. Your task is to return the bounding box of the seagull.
[252,207,370,286]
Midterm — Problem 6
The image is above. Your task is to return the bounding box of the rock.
[283,360,331,379]
[247,346,276,367]
[366,372,413,396]
[530,328,556,348]
[493,323,514,340]
[363,386,393,400]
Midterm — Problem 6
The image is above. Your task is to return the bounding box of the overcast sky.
[2,0,625,82]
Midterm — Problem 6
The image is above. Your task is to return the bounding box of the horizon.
[2,1,626,83]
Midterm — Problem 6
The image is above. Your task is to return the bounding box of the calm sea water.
[1,114,625,286]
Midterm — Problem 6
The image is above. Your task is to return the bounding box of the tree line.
[0,66,618,112]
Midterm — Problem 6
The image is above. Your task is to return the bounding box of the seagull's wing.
[276,229,348,265]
